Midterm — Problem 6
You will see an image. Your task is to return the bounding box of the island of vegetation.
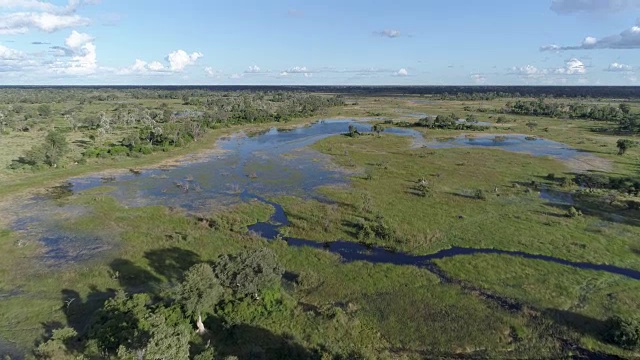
[0,86,639,359]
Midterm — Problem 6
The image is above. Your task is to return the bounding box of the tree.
[616,139,635,155]
[175,263,223,333]
[371,124,384,136]
[34,327,78,359]
[213,248,284,298]
[525,121,538,131]
[347,124,360,137]
[11,129,69,168]
[42,130,69,166]
[619,103,631,114]
[37,104,52,117]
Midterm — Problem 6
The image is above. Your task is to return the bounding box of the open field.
[1,88,639,359]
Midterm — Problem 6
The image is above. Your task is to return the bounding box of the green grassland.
[1,92,639,359]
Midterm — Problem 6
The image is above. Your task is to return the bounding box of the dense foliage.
[1,89,344,170]
[503,99,640,133]
[32,248,289,360]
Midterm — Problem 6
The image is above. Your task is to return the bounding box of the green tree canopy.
[213,248,284,298]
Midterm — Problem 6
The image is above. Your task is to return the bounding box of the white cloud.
[510,65,546,76]
[230,73,243,79]
[471,73,487,84]
[0,44,26,60]
[0,0,85,13]
[204,66,215,76]
[555,58,586,74]
[166,49,202,71]
[550,0,640,14]
[286,66,308,73]
[279,71,288,76]
[0,0,97,35]
[65,29,92,48]
[606,62,633,71]
[245,65,261,73]
[48,29,96,75]
[0,12,89,34]
[509,59,588,83]
[130,59,147,72]
[117,50,202,75]
[147,61,165,71]
[375,29,401,38]
[395,68,408,76]
[542,19,640,50]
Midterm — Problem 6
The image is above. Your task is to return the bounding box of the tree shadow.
[201,316,323,360]
[542,308,612,346]
[109,258,162,294]
[446,191,479,200]
[61,286,117,336]
[144,247,201,284]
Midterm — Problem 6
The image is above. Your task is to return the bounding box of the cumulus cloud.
[541,19,640,50]
[166,50,202,71]
[204,66,216,76]
[0,12,89,34]
[374,29,401,38]
[245,65,262,73]
[118,50,202,75]
[509,59,588,82]
[286,66,308,73]
[555,58,587,74]
[395,68,408,76]
[50,29,96,75]
[65,29,92,48]
[510,65,546,76]
[0,0,97,34]
[147,61,165,71]
[550,0,640,14]
[606,62,633,71]
[471,73,487,84]
[0,44,26,60]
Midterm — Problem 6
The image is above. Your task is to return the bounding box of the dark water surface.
[248,194,640,281]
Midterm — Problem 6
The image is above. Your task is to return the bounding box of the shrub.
[474,189,487,200]
[605,316,640,350]
[566,207,582,218]
[108,146,130,156]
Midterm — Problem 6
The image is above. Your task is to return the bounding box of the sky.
[0,0,639,85]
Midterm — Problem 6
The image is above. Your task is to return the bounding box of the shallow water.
[8,120,423,262]
[424,134,588,160]
[6,120,611,266]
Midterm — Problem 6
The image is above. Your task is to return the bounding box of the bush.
[605,316,640,349]
[566,207,582,218]
[474,189,487,200]
[108,146,130,156]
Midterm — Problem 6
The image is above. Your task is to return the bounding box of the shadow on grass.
[446,192,480,200]
[61,286,117,336]
[543,308,609,340]
[144,247,201,284]
[201,316,323,359]
[109,258,162,294]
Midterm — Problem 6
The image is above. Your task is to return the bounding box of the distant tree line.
[503,99,640,133]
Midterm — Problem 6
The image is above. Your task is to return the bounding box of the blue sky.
[0,0,639,85]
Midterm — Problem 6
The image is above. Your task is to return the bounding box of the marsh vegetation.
[0,87,639,359]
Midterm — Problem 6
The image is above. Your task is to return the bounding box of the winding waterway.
[6,119,637,282]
